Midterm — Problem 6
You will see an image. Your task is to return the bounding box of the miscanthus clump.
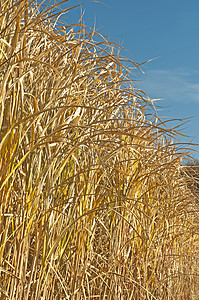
[0,0,199,299]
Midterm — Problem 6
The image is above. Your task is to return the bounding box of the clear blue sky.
[57,0,199,158]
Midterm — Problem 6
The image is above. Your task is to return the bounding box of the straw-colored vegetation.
[0,0,199,299]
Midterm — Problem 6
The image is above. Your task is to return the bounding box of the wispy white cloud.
[136,68,199,103]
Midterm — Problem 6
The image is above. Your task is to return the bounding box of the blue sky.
[58,0,199,158]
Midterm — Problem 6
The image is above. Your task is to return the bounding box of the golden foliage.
[0,0,199,299]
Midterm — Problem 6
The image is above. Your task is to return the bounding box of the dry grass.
[0,0,199,299]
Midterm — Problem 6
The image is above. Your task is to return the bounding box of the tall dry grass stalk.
[0,0,199,299]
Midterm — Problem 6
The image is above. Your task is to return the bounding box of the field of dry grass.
[0,0,199,299]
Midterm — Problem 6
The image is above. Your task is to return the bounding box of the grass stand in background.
[0,0,199,299]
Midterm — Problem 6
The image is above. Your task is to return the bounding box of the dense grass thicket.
[1,0,199,299]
